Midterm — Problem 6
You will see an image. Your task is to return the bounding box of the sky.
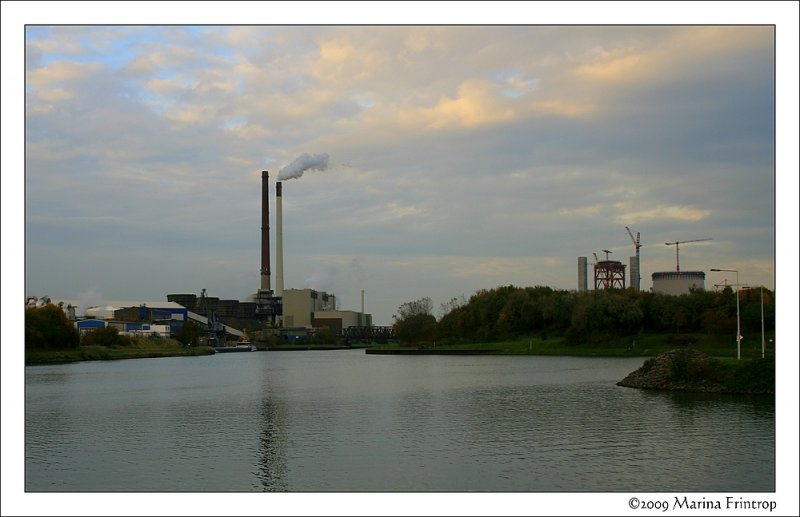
[15,18,789,326]
[3,2,800,514]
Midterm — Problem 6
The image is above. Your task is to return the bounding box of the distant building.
[313,310,372,336]
[651,271,705,295]
[578,257,588,292]
[74,319,107,335]
[281,288,336,327]
[282,288,371,336]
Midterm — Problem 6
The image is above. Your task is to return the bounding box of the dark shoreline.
[616,349,774,396]
[365,348,497,355]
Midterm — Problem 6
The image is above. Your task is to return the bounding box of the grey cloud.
[22,25,778,324]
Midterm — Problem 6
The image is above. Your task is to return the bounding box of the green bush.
[81,326,132,348]
[176,320,201,346]
[729,357,775,393]
[665,334,698,347]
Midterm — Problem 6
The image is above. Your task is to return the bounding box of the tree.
[26,305,80,350]
[176,320,201,346]
[393,297,436,345]
[80,326,132,347]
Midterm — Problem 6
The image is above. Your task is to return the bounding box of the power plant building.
[281,288,336,327]
[629,256,640,292]
[651,271,705,295]
[578,257,588,292]
[594,260,626,290]
[313,310,372,336]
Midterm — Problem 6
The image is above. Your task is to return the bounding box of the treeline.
[26,305,136,350]
[26,305,80,349]
[394,285,775,345]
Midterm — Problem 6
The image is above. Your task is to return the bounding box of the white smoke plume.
[277,152,330,180]
[304,265,340,293]
[77,288,104,317]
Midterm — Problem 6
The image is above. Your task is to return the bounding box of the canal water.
[25,350,774,492]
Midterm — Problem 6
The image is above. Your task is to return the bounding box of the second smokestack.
[276,181,283,297]
[260,171,271,291]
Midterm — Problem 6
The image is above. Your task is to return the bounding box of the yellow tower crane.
[665,238,711,272]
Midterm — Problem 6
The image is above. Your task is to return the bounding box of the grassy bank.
[25,332,776,364]
[25,337,215,364]
[367,332,776,359]
[619,350,775,395]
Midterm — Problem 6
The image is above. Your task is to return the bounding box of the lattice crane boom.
[665,238,711,272]
[625,226,641,250]
[626,226,642,291]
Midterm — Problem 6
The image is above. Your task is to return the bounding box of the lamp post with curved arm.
[711,268,741,360]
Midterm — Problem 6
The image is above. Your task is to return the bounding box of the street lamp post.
[760,286,765,359]
[742,285,766,359]
[711,268,741,360]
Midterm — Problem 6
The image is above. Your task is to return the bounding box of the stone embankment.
[617,348,770,394]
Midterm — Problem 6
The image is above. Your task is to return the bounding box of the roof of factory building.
[47,299,186,312]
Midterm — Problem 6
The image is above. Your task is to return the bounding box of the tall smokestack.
[260,171,271,291]
[276,181,283,297]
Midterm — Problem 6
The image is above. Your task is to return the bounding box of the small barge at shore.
[213,327,256,353]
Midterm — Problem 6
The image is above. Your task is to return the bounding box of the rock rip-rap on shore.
[617,349,731,393]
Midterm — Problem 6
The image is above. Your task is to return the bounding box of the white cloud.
[19,25,779,325]
[616,205,711,223]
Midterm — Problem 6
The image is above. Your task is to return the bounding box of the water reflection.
[256,395,288,491]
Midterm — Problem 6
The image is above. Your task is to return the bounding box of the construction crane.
[592,252,600,264]
[626,226,642,291]
[200,288,227,347]
[665,238,711,272]
[601,249,613,260]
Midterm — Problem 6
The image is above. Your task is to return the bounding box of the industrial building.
[44,298,226,339]
[593,250,626,290]
[628,256,640,292]
[577,229,711,295]
[281,288,336,327]
[651,272,706,295]
[168,170,373,341]
[651,238,710,295]
[36,171,376,344]
[577,257,588,292]
[625,227,642,292]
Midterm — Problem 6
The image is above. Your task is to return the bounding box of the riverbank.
[366,348,495,355]
[617,348,775,395]
[365,332,775,359]
[25,337,215,364]
[25,332,775,364]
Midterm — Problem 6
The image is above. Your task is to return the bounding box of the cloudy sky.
[6,4,797,328]
[3,3,799,514]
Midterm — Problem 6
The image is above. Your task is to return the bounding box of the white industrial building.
[281,288,371,334]
[651,271,706,295]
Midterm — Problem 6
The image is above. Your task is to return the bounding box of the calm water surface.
[25,350,774,492]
